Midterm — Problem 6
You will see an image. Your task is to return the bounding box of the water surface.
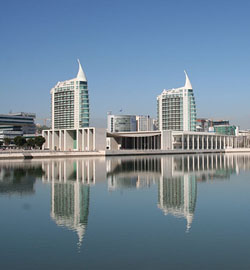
[1,154,250,269]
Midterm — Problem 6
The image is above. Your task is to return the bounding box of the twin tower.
[50,61,196,132]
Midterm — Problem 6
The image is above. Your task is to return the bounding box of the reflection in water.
[0,162,44,195]
[1,154,250,247]
[1,155,250,268]
[106,154,250,231]
[42,158,105,248]
[51,182,89,248]
[158,175,196,232]
[106,157,161,190]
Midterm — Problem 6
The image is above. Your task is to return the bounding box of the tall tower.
[51,60,90,129]
[157,71,196,131]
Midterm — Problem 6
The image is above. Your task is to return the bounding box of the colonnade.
[172,154,238,174]
[43,128,96,151]
[42,159,96,184]
[121,135,161,150]
[174,134,237,150]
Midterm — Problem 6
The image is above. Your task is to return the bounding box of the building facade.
[214,125,238,136]
[107,114,137,132]
[157,71,197,131]
[136,115,155,131]
[51,60,89,130]
[196,118,238,135]
[107,130,238,151]
[0,112,36,141]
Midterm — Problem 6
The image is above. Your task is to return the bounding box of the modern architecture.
[157,71,197,131]
[136,115,156,131]
[107,114,137,132]
[51,60,89,129]
[0,112,36,142]
[196,118,238,135]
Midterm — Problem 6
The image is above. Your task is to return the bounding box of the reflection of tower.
[158,174,197,232]
[42,159,95,248]
[51,181,90,248]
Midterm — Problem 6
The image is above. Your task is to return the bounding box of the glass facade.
[52,79,89,129]
[157,88,197,132]
[79,81,90,128]
[107,115,137,132]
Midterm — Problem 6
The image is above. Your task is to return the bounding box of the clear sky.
[1,0,250,128]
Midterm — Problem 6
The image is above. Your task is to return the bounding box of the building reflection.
[0,162,44,195]
[106,153,250,231]
[51,181,89,248]
[106,156,161,190]
[158,174,197,232]
[42,158,105,248]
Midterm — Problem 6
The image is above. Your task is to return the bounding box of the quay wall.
[1,148,250,160]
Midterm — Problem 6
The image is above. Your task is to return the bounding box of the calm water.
[1,154,250,269]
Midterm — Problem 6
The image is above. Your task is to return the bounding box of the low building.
[107,130,238,151]
[107,114,137,132]
[196,118,238,136]
[0,112,36,141]
[42,127,106,151]
[213,125,238,136]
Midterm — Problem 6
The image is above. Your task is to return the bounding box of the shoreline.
[0,148,250,160]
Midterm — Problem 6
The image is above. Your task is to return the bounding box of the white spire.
[76,59,87,81]
[184,70,192,89]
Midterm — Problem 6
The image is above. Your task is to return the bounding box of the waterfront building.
[107,114,137,132]
[157,71,197,131]
[136,115,156,131]
[51,60,89,130]
[196,118,238,135]
[214,125,238,136]
[107,130,238,151]
[0,112,36,141]
[42,127,106,151]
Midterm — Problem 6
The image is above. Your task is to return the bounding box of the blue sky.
[0,0,250,128]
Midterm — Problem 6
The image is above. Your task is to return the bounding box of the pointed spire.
[76,59,87,81]
[184,70,192,89]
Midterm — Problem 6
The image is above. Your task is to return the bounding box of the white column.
[192,135,195,150]
[211,136,213,150]
[202,135,204,150]
[182,134,184,150]
[197,135,200,150]
[187,135,190,150]
[206,136,209,150]
[64,131,67,151]
[215,136,218,149]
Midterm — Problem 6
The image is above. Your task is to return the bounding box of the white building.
[157,71,197,131]
[51,60,89,130]
[136,115,155,131]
